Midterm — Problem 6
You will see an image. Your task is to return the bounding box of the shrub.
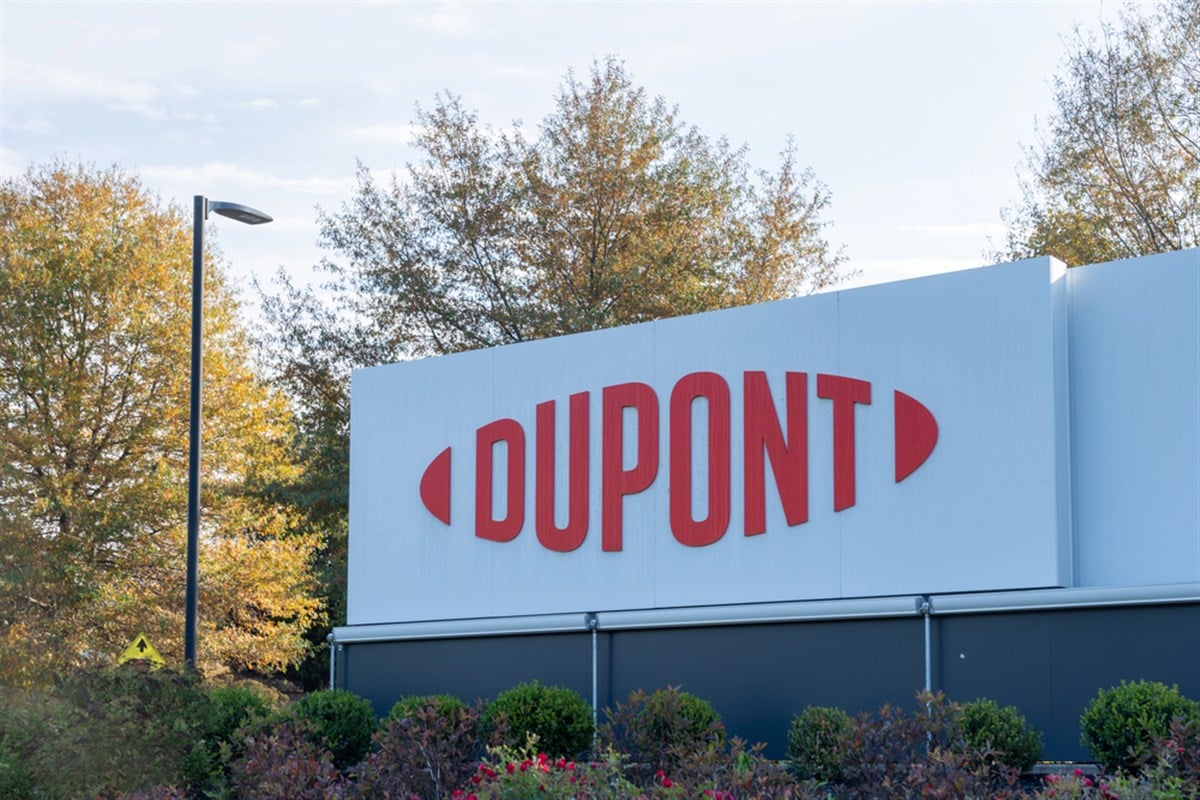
[385,693,467,726]
[32,668,216,799]
[226,719,346,800]
[291,689,377,770]
[599,687,725,785]
[836,692,1021,800]
[956,698,1042,772]
[482,681,593,760]
[469,740,637,800]
[207,683,277,745]
[354,699,483,800]
[787,705,853,782]
[0,739,31,800]
[1080,680,1200,773]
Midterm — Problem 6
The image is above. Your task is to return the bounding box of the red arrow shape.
[894,391,938,482]
[420,447,452,524]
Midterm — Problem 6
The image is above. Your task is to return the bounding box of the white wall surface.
[348,257,1073,625]
[1068,249,1200,588]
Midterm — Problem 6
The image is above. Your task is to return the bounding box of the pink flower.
[467,795,477,800]
[565,762,575,771]
[1074,768,1084,777]
[662,778,673,788]
[569,776,576,784]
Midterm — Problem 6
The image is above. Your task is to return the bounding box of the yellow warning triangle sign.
[117,633,166,668]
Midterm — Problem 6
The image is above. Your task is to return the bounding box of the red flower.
[556,758,567,769]
[656,770,665,779]
[566,762,575,771]
[569,776,577,784]
[662,778,674,788]
[1074,768,1084,777]
[471,776,482,785]
[467,795,477,800]
[506,763,516,774]
[538,752,549,765]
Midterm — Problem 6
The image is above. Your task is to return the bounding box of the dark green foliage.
[207,683,277,744]
[1080,680,1200,773]
[0,739,31,800]
[787,705,853,782]
[956,698,1042,772]
[482,681,593,759]
[354,698,483,800]
[291,688,377,770]
[4,668,217,800]
[600,686,725,785]
[385,693,467,726]
[226,719,346,800]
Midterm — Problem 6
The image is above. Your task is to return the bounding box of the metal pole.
[586,613,598,747]
[918,595,932,692]
[328,633,336,689]
[184,195,206,668]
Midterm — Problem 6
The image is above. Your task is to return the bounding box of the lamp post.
[186,196,272,668]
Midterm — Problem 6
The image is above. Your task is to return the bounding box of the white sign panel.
[348,258,1071,625]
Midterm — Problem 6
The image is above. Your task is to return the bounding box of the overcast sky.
[2,1,1121,304]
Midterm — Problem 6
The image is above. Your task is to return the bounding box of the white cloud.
[2,118,55,135]
[291,98,321,107]
[141,162,351,196]
[492,64,546,79]
[408,5,480,37]
[239,98,280,110]
[896,223,1006,238]
[345,124,418,145]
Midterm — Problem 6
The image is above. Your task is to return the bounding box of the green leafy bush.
[207,683,277,745]
[385,693,467,725]
[787,705,853,782]
[600,686,725,784]
[0,739,32,800]
[45,668,217,799]
[1080,680,1200,773]
[482,681,593,759]
[291,688,377,770]
[956,698,1042,772]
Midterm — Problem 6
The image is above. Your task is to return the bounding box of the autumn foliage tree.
[1001,0,1199,264]
[0,162,320,683]
[262,61,846,650]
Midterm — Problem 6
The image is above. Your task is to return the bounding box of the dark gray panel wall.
[341,602,1200,762]
[938,604,1200,760]
[343,632,595,716]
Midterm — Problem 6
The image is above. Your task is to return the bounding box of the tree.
[1000,0,1199,264]
[0,162,321,683]
[261,58,847,648]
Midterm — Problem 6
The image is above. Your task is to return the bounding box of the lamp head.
[209,201,272,225]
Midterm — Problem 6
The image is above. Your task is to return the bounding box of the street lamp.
[186,196,272,668]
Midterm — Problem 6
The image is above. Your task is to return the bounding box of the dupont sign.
[417,373,939,548]
[348,258,1072,625]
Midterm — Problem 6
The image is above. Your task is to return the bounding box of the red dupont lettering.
[418,371,938,550]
